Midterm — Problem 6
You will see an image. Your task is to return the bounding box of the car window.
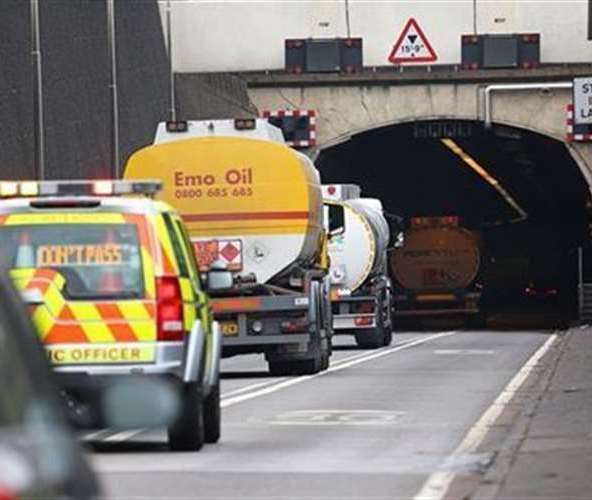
[0,224,144,300]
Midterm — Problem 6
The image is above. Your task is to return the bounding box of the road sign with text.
[573,77,592,125]
[388,18,437,64]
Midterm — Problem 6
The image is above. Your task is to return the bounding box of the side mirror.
[207,260,233,291]
[327,203,345,237]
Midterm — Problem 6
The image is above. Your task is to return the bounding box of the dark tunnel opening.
[316,119,592,328]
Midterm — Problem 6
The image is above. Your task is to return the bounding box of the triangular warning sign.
[388,18,437,64]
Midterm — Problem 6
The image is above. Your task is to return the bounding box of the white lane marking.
[579,324,588,329]
[102,429,146,443]
[413,333,557,500]
[81,429,114,441]
[220,342,406,400]
[221,379,282,400]
[222,331,457,409]
[434,349,495,355]
[257,409,406,426]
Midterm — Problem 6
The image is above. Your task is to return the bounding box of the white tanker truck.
[323,185,393,348]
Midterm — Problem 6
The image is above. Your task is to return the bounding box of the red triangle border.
[388,17,438,64]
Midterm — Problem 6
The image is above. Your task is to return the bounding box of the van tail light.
[0,486,19,500]
[156,277,184,341]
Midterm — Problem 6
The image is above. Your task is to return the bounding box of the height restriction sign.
[388,18,437,64]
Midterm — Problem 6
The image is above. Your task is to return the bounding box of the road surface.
[87,330,552,500]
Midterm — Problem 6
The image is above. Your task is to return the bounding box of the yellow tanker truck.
[124,119,334,375]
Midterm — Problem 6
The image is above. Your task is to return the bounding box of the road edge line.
[412,332,558,500]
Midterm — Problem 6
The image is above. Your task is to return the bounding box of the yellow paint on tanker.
[124,137,323,241]
[390,227,481,290]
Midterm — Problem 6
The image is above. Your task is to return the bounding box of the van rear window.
[0,224,144,300]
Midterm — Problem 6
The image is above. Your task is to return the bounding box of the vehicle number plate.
[220,321,239,336]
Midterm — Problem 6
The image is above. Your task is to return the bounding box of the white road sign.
[573,77,592,125]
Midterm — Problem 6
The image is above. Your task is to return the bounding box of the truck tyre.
[168,382,205,452]
[355,308,389,348]
[269,361,294,376]
[321,351,330,370]
[203,381,221,444]
[382,328,393,347]
[467,312,486,329]
[355,328,384,349]
[292,354,322,375]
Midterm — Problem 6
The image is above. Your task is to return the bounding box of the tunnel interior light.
[440,138,527,222]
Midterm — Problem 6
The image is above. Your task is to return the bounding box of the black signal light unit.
[284,38,363,74]
[461,33,540,70]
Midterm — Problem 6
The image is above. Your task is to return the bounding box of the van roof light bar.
[0,180,163,199]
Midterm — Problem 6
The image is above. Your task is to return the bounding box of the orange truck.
[390,216,484,324]
[125,119,334,375]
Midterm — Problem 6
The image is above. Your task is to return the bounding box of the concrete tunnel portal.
[316,119,591,325]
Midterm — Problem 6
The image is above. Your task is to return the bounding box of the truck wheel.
[269,361,294,376]
[355,329,383,349]
[168,382,205,452]
[467,312,486,329]
[382,328,393,347]
[321,351,330,370]
[292,354,322,375]
[203,381,221,444]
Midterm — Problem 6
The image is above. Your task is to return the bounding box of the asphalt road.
[87,330,551,500]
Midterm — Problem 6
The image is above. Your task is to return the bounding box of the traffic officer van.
[0,179,222,451]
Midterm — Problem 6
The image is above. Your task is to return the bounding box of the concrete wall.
[165,0,592,72]
[248,82,592,183]
[0,1,35,179]
[176,73,257,119]
[0,1,258,181]
[248,83,571,144]
[0,0,170,180]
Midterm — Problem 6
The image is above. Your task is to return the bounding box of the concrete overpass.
[244,65,592,182]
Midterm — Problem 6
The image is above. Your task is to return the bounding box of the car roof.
[0,196,176,216]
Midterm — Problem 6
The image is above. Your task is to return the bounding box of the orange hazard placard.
[194,240,219,272]
[193,239,243,272]
[388,18,437,64]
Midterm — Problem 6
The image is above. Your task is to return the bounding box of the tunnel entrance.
[316,119,591,327]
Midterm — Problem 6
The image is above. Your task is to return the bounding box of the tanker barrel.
[328,198,391,293]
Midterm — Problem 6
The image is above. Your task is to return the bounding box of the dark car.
[0,270,100,499]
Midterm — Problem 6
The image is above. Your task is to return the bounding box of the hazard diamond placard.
[388,18,437,64]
